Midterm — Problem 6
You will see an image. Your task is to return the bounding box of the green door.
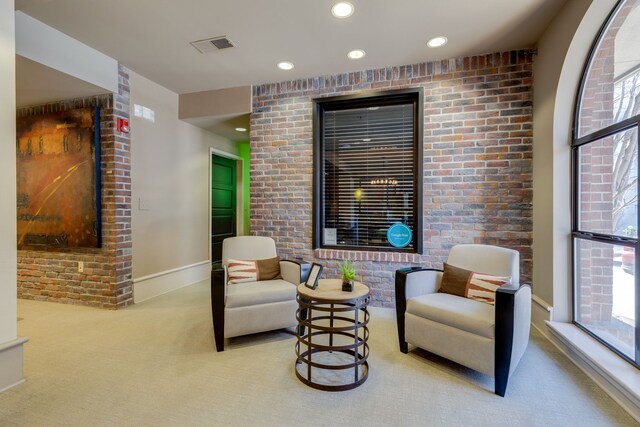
[211,154,237,263]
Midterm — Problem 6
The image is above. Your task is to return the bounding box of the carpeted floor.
[0,280,636,426]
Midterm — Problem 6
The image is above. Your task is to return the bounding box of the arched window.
[573,0,640,366]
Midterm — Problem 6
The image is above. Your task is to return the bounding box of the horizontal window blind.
[322,103,416,249]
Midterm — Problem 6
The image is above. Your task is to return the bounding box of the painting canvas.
[16,107,101,250]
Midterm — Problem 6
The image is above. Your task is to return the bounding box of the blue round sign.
[387,223,412,248]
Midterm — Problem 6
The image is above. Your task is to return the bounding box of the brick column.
[103,64,133,307]
[17,64,133,309]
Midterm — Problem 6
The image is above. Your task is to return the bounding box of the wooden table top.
[297,279,369,302]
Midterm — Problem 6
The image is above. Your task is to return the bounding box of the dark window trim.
[312,88,424,254]
[571,0,640,368]
[571,230,636,246]
[572,233,640,368]
[572,125,640,368]
[571,0,624,141]
[573,116,640,148]
[615,62,640,84]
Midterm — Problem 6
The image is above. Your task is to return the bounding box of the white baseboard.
[545,321,640,423]
[0,337,29,393]
[133,261,210,303]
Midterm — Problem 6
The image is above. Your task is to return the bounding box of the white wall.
[130,71,238,302]
[532,0,617,322]
[0,0,17,345]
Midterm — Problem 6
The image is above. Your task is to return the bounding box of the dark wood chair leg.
[211,266,225,352]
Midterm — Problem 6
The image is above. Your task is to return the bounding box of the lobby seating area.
[2,0,640,425]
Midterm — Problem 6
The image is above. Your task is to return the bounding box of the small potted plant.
[339,259,357,292]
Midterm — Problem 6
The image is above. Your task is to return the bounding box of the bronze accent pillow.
[256,256,282,280]
[438,262,472,297]
[438,262,511,305]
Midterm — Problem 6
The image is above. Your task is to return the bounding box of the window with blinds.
[313,89,423,252]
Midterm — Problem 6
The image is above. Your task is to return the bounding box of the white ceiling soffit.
[16,55,110,108]
[18,0,568,95]
[182,114,250,143]
[15,11,118,94]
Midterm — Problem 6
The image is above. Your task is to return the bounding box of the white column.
[0,0,27,393]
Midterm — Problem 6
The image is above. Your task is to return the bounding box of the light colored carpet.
[0,280,636,427]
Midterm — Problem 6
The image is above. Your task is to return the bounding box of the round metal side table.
[295,279,370,391]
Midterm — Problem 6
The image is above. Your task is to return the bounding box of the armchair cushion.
[439,262,510,305]
[225,279,296,308]
[407,293,495,338]
[227,257,282,284]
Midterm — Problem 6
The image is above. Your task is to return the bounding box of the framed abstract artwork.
[16,107,101,250]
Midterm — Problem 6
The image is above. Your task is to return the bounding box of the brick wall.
[17,64,132,309]
[251,50,534,307]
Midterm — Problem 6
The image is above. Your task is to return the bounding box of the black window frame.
[312,88,424,254]
[571,0,640,368]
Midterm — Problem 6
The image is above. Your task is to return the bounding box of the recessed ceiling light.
[331,2,354,18]
[347,49,365,60]
[277,61,294,70]
[427,36,448,48]
[235,127,247,132]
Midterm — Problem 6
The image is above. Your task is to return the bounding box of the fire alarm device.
[117,117,130,134]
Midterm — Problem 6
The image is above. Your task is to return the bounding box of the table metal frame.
[295,289,370,391]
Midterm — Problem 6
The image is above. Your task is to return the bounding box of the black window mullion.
[636,124,640,365]
[573,116,640,148]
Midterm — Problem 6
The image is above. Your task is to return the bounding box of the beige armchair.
[395,244,531,396]
[211,236,309,352]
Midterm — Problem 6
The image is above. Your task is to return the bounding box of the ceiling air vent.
[190,36,235,54]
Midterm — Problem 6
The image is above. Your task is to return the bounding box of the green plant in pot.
[339,259,357,292]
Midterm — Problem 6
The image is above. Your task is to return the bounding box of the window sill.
[314,248,422,263]
[546,321,640,421]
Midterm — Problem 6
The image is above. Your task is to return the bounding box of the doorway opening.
[210,150,245,263]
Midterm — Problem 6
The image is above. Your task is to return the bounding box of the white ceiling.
[16,0,568,95]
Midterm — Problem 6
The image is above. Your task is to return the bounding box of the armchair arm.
[210,263,226,352]
[494,283,531,396]
[280,259,311,285]
[395,267,443,354]
[397,268,443,300]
